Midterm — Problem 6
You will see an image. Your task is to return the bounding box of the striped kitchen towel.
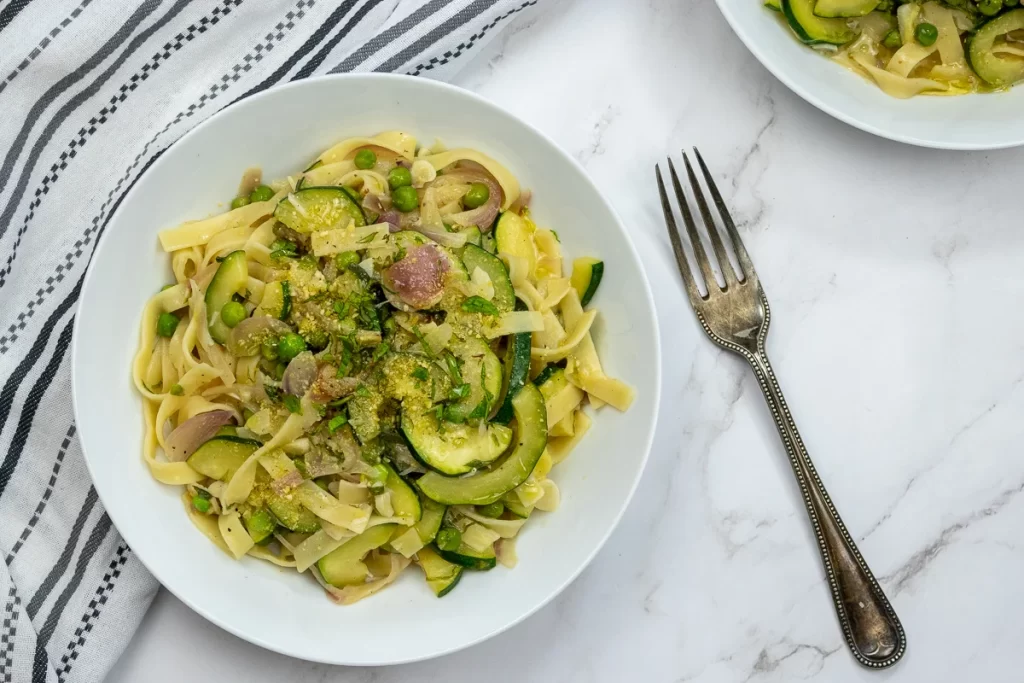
[0,1,547,681]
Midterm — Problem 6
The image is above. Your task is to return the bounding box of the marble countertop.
[109,1,1024,681]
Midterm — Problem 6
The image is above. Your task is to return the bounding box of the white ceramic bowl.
[72,74,660,665]
[715,2,1024,150]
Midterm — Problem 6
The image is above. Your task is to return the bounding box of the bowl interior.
[715,2,1024,150]
[73,74,660,665]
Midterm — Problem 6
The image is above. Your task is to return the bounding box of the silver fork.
[656,150,906,669]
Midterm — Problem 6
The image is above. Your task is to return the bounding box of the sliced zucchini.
[765,0,782,10]
[460,244,514,313]
[437,542,497,571]
[187,435,260,481]
[417,546,464,596]
[503,495,532,519]
[782,0,858,44]
[813,0,877,18]
[318,524,398,587]
[254,280,291,320]
[460,226,483,247]
[267,494,321,533]
[401,409,513,476]
[417,383,548,506]
[444,338,503,422]
[570,257,604,307]
[242,508,277,544]
[414,497,446,543]
[492,299,532,425]
[968,10,1024,88]
[274,186,366,234]
[494,212,535,275]
[205,250,248,344]
[536,367,583,428]
[383,463,421,522]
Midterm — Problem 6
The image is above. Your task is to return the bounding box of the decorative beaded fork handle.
[656,149,906,669]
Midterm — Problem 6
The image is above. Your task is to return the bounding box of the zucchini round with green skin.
[401,409,513,476]
[382,462,421,522]
[532,364,562,387]
[417,546,464,596]
[570,257,604,308]
[968,10,1024,88]
[782,0,857,44]
[460,226,483,247]
[417,383,548,506]
[444,338,503,422]
[813,0,877,18]
[254,280,291,320]
[205,250,249,344]
[274,186,366,234]
[187,435,259,481]
[460,244,514,313]
[437,542,497,571]
[492,299,532,425]
[318,524,398,587]
[267,494,321,533]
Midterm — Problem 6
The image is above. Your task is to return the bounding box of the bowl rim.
[71,72,663,665]
[713,1,1024,151]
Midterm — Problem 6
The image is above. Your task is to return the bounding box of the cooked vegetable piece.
[186,436,259,481]
[417,546,464,597]
[781,0,858,44]
[401,409,513,476]
[318,524,398,587]
[570,257,604,307]
[205,250,248,344]
[274,187,366,233]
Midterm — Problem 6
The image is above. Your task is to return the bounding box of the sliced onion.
[282,351,318,396]
[165,410,235,462]
[508,189,532,214]
[228,317,292,356]
[380,210,401,231]
[382,244,448,310]
[430,163,503,231]
[362,192,390,215]
[414,187,470,248]
[310,365,360,403]
[271,469,304,495]
[417,226,469,249]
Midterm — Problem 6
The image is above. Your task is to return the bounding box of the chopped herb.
[334,300,350,318]
[328,396,352,408]
[444,353,463,383]
[551,230,560,242]
[461,296,500,316]
[443,405,466,424]
[358,301,380,331]
[358,232,378,244]
[328,414,348,434]
[432,404,445,422]
[467,398,489,420]
[450,383,470,400]
[194,488,212,501]
[372,341,390,363]
[169,383,184,396]
[355,385,371,398]
[410,366,429,382]
[314,402,327,418]
[283,394,302,414]
[264,385,282,402]
[270,239,297,253]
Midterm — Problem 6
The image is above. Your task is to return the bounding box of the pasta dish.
[132,132,632,603]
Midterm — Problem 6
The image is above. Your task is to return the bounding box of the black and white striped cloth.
[0,1,547,681]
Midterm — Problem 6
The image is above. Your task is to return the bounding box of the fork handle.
[747,351,906,669]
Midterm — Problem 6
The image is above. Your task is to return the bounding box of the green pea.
[435,527,462,552]
[249,185,275,203]
[156,312,179,338]
[882,29,901,49]
[977,0,1003,14]
[387,166,412,189]
[354,149,377,170]
[392,185,419,212]
[462,183,490,209]
[277,332,306,362]
[335,251,361,269]
[230,196,251,210]
[915,22,938,45]
[192,495,211,514]
[220,301,247,328]
[478,501,505,518]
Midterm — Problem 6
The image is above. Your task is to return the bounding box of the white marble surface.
[108,1,1024,681]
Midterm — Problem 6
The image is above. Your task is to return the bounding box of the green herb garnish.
[461,296,500,316]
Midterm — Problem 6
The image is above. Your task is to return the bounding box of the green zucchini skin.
[968,10,1024,88]
[460,244,515,313]
[492,298,532,425]
[205,250,249,344]
[274,186,366,233]
[416,383,548,506]
[782,0,857,45]
[437,543,497,571]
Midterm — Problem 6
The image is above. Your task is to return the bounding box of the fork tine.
[667,158,719,293]
[655,164,704,304]
[683,152,739,288]
[693,147,757,283]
